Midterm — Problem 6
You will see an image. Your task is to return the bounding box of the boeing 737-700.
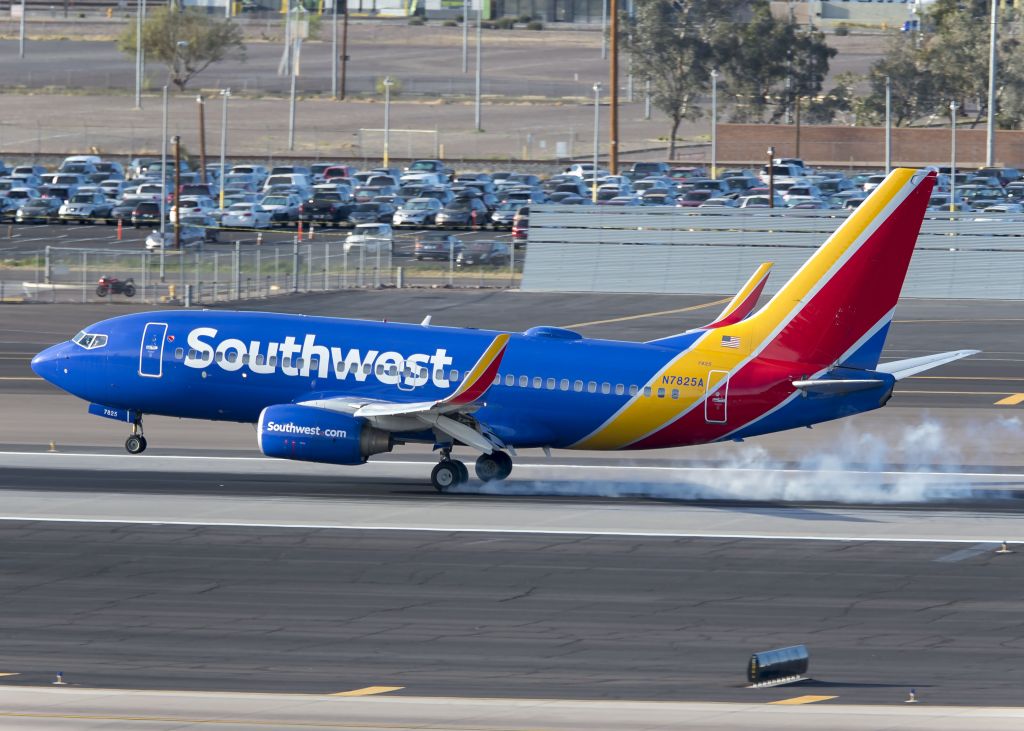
[32,167,977,491]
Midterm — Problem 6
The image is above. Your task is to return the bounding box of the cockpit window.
[72,331,107,349]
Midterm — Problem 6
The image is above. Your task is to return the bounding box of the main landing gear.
[430,448,513,493]
[125,416,147,455]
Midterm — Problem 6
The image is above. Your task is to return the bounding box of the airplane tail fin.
[727,167,936,370]
[704,261,773,329]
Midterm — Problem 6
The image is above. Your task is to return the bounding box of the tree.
[119,5,245,91]
[622,0,740,158]
[857,37,937,127]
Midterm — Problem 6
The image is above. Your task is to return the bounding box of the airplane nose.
[31,344,66,384]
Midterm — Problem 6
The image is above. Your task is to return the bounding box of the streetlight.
[18,0,26,58]
[382,76,394,167]
[462,0,469,73]
[219,88,231,211]
[592,82,601,204]
[474,3,482,132]
[985,0,998,167]
[767,145,776,209]
[172,135,182,252]
[159,84,168,282]
[950,101,959,214]
[710,69,718,180]
[134,0,144,108]
[332,0,339,99]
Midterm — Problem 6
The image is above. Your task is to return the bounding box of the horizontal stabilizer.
[876,350,980,381]
[792,379,886,395]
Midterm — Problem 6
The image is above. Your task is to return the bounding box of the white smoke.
[455,415,1024,504]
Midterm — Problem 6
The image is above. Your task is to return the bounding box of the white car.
[145,227,205,250]
[260,194,303,225]
[221,202,273,229]
[344,223,393,254]
[169,196,217,224]
[564,163,610,179]
[393,197,443,227]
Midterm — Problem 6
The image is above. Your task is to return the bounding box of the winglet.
[704,262,773,329]
[440,333,510,406]
[876,349,980,381]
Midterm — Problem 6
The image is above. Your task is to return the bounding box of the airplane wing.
[297,333,511,454]
[876,349,980,380]
[703,262,773,329]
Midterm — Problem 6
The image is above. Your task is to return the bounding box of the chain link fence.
[2,233,523,304]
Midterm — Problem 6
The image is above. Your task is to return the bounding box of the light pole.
[985,0,998,167]
[710,69,718,180]
[196,95,207,184]
[382,76,394,167]
[287,6,302,152]
[159,84,168,282]
[462,0,469,73]
[219,88,231,211]
[172,135,182,252]
[767,145,776,209]
[592,82,601,204]
[601,0,608,60]
[474,3,482,132]
[950,101,958,213]
[331,0,338,99]
[19,1,26,58]
[884,75,891,173]
[135,0,143,107]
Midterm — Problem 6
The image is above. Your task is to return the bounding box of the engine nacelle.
[257,404,392,465]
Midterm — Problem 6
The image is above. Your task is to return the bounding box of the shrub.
[442,19,458,26]
[408,16,425,25]
[494,16,515,29]
[834,23,849,36]
[526,20,543,30]
[517,14,532,23]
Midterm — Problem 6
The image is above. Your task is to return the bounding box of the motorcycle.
[96,276,136,298]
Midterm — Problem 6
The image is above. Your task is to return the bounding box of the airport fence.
[3,237,523,305]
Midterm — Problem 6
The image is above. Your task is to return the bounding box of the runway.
[1,292,1022,728]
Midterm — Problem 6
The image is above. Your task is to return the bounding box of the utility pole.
[197,95,207,184]
[173,135,182,251]
[950,101,958,214]
[340,1,349,98]
[884,75,891,173]
[160,85,168,282]
[767,146,775,208]
[609,0,618,174]
[710,69,717,179]
[462,0,469,73]
[134,0,143,107]
[19,1,26,58]
[331,0,339,99]
[985,0,998,167]
[474,2,482,132]
[592,82,601,204]
[219,88,230,211]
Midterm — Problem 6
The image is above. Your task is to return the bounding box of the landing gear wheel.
[453,460,469,485]
[125,435,147,454]
[476,450,513,482]
[431,460,460,493]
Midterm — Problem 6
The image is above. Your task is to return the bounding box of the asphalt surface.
[1,516,1023,705]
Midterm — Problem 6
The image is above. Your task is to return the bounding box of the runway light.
[996,541,1014,554]
[905,688,918,703]
[53,672,67,686]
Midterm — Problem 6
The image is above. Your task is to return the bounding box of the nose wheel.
[125,417,147,454]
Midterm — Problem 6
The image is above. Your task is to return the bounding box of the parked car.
[130,201,163,227]
[348,200,396,225]
[343,223,393,254]
[435,197,489,229]
[393,197,443,228]
[145,227,205,250]
[221,202,273,229]
[169,196,217,224]
[414,233,464,261]
[259,193,303,225]
[15,197,62,223]
[456,240,511,267]
[298,191,352,226]
[490,200,522,229]
[59,190,114,224]
[180,213,220,242]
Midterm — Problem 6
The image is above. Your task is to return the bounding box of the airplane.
[32,167,978,492]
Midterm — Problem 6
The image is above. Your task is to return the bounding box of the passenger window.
[450,370,460,382]
[601,382,611,394]
[283,356,291,368]
[269,355,277,367]
[494,374,501,385]
[174,347,184,359]
[296,358,305,370]
[573,380,583,392]
[519,375,529,388]
[643,386,652,397]
[437,370,446,381]
[241,354,249,365]
[629,385,639,396]
[363,364,372,374]
[560,378,569,391]
[533,377,542,389]
[188,348,196,360]
[615,384,625,395]
[505,374,515,386]
[587,381,597,393]
[546,377,556,390]
[215,352,224,363]
[309,358,318,370]
[255,354,265,366]
[671,389,680,399]
[375,364,384,375]
[657,387,665,398]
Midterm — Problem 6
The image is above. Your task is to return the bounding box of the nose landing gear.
[125,417,147,454]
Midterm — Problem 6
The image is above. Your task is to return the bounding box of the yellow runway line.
[563,298,730,329]
[331,685,404,697]
[769,695,837,705]
[0,673,19,677]
[995,393,1024,406]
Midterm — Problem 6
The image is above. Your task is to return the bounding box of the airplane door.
[704,369,729,424]
[139,322,168,378]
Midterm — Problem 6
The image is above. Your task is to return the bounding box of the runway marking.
[910,376,1024,382]
[0,673,19,678]
[561,298,730,328]
[0,515,1020,544]
[995,393,1024,406]
[934,542,999,563]
[332,686,404,696]
[0,711,418,728]
[898,390,1015,396]
[769,695,837,705]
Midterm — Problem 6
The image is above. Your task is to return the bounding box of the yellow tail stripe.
[715,262,773,323]
[451,333,509,399]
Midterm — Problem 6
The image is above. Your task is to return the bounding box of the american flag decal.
[720,335,740,349]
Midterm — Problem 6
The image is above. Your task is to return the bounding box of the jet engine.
[257,404,392,465]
